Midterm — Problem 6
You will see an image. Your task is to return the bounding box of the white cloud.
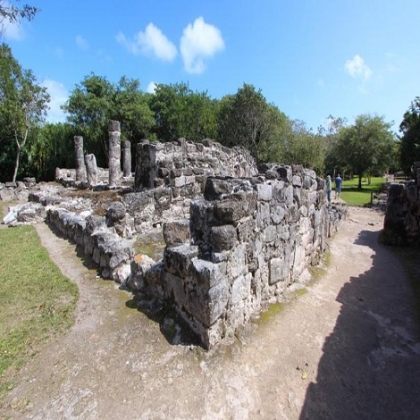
[116,23,177,62]
[180,17,225,74]
[76,35,89,50]
[41,79,68,123]
[0,18,24,40]
[146,81,157,94]
[345,54,372,80]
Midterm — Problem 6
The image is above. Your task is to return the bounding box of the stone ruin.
[1,121,348,348]
[383,161,420,245]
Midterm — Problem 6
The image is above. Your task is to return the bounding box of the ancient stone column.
[74,136,86,182]
[85,154,98,186]
[122,140,131,177]
[108,120,121,187]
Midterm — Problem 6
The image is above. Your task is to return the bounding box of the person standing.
[326,175,332,204]
[335,173,342,199]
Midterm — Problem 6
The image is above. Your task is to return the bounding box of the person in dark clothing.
[335,174,342,199]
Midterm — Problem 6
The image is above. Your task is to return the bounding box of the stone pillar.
[85,154,98,186]
[122,140,131,177]
[108,120,121,187]
[74,136,86,182]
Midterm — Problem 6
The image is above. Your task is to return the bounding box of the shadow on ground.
[300,229,420,420]
[125,292,201,347]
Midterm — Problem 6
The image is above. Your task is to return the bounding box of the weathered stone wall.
[122,138,257,233]
[47,207,134,283]
[383,161,420,245]
[30,137,348,349]
[135,138,257,191]
[55,167,109,187]
[130,164,347,348]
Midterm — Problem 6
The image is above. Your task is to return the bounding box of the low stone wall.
[55,167,110,187]
[47,208,134,283]
[383,161,420,245]
[130,164,347,348]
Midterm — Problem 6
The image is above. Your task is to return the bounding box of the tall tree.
[62,73,115,166]
[281,120,325,173]
[322,115,348,176]
[114,76,154,142]
[0,43,49,181]
[399,97,420,174]
[148,82,218,142]
[336,114,395,189]
[28,122,75,180]
[217,83,281,161]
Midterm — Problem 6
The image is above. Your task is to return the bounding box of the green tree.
[257,103,291,164]
[63,74,154,167]
[0,43,49,182]
[281,120,325,173]
[337,114,395,189]
[148,82,218,142]
[399,97,420,174]
[114,76,154,143]
[62,73,115,166]
[28,122,75,180]
[322,115,348,177]
[217,83,282,161]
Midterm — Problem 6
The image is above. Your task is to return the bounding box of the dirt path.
[2,207,420,420]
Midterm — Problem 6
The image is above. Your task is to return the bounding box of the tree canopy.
[63,74,154,167]
[0,43,49,182]
[0,0,38,25]
[336,114,395,188]
[217,83,283,161]
[399,97,420,174]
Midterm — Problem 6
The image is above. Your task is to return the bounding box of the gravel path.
[2,207,420,420]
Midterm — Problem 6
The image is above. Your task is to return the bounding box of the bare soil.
[2,206,420,420]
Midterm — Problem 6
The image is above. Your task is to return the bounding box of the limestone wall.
[135,138,257,191]
[130,164,347,348]
[383,161,420,245]
[47,208,134,283]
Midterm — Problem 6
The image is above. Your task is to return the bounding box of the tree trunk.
[358,174,363,189]
[12,146,21,182]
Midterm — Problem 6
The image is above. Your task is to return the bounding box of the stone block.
[106,202,126,224]
[165,272,187,307]
[263,225,277,243]
[231,274,251,304]
[85,215,106,235]
[257,183,273,201]
[186,279,229,328]
[229,243,247,278]
[191,259,225,288]
[292,175,302,187]
[271,205,286,224]
[164,244,199,277]
[269,257,286,285]
[210,225,237,251]
[237,216,255,242]
[163,219,190,246]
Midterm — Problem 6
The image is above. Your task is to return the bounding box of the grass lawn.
[0,202,78,399]
[339,176,386,206]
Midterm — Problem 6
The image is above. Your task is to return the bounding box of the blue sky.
[2,0,420,133]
